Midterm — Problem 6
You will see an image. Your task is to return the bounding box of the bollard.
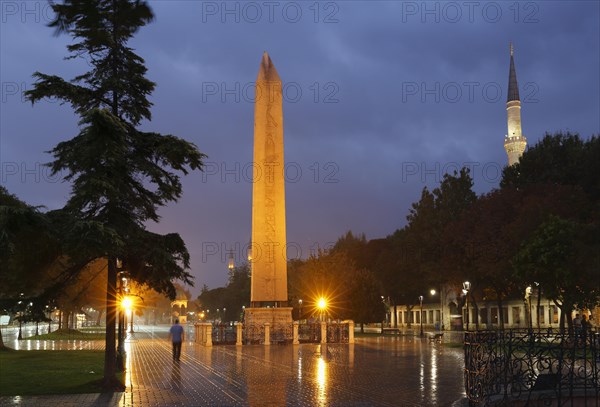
[194,324,202,343]
[320,321,327,344]
[348,320,355,344]
[264,323,271,345]
[236,322,243,346]
[293,321,299,344]
[205,323,213,347]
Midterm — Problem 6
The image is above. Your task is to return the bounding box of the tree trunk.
[102,256,123,390]
[393,303,398,328]
[565,305,573,335]
[497,297,505,330]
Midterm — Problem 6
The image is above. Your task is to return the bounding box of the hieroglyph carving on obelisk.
[250,52,288,305]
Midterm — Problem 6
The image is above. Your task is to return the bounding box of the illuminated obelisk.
[245,52,292,335]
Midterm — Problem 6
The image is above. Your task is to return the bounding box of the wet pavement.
[0,325,467,406]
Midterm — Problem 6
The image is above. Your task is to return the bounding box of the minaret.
[504,42,527,166]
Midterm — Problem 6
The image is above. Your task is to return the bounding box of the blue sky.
[1,0,599,295]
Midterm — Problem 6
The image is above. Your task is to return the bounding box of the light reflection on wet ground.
[4,338,105,351]
[1,327,466,406]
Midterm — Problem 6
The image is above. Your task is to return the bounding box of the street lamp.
[463,281,471,331]
[430,288,443,331]
[122,296,133,333]
[317,297,327,322]
[525,286,533,330]
[418,295,424,337]
[116,259,128,372]
[298,299,303,321]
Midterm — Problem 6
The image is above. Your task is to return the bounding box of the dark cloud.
[1,0,598,295]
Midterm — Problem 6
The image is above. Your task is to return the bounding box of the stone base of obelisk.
[244,307,293,344]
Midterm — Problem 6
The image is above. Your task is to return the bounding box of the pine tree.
[25,0,205,389]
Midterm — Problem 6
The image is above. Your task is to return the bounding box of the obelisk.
[246,52,292,334]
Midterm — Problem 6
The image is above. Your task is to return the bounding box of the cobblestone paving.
[0,326,467,406]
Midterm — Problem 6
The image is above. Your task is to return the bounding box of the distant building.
[171,290,189,324]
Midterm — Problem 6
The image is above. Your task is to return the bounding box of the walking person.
[169,319,185,361]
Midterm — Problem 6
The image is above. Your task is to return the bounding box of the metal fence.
[242,323,264,344]
[327,321,349,343]
[464,329,600,406]
[211,323,237,345]
[270,323,293,344]
[298,322,321,343]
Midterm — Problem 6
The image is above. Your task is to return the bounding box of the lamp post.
[525,286,533,331]
[116,259,127,371]
[463,281,471,331]
[122,296,132,333]
[298,299,303,321]
[430,289,443,331]
[318,297,327,322]
[418,295,424,337]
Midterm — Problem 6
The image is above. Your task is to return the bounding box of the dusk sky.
[1,1,599,296]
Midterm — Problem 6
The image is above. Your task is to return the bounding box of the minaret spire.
[504,42,527,166]
[507,42,520,103]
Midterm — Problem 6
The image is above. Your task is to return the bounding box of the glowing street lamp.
[298,299,303,321]
[430,288,444,331]
[463,281,471,331]
[116,260,128,372]
[317,297,327,321]
[122,296,132,311]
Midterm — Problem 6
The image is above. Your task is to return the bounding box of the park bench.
[382,327,400,335]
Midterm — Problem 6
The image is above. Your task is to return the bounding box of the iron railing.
[270,323,293,344]
[242,323,264,344]
[327,321,349,343]
[298,322,321,343]
[211,323,236,345]
[464,329,599,406]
